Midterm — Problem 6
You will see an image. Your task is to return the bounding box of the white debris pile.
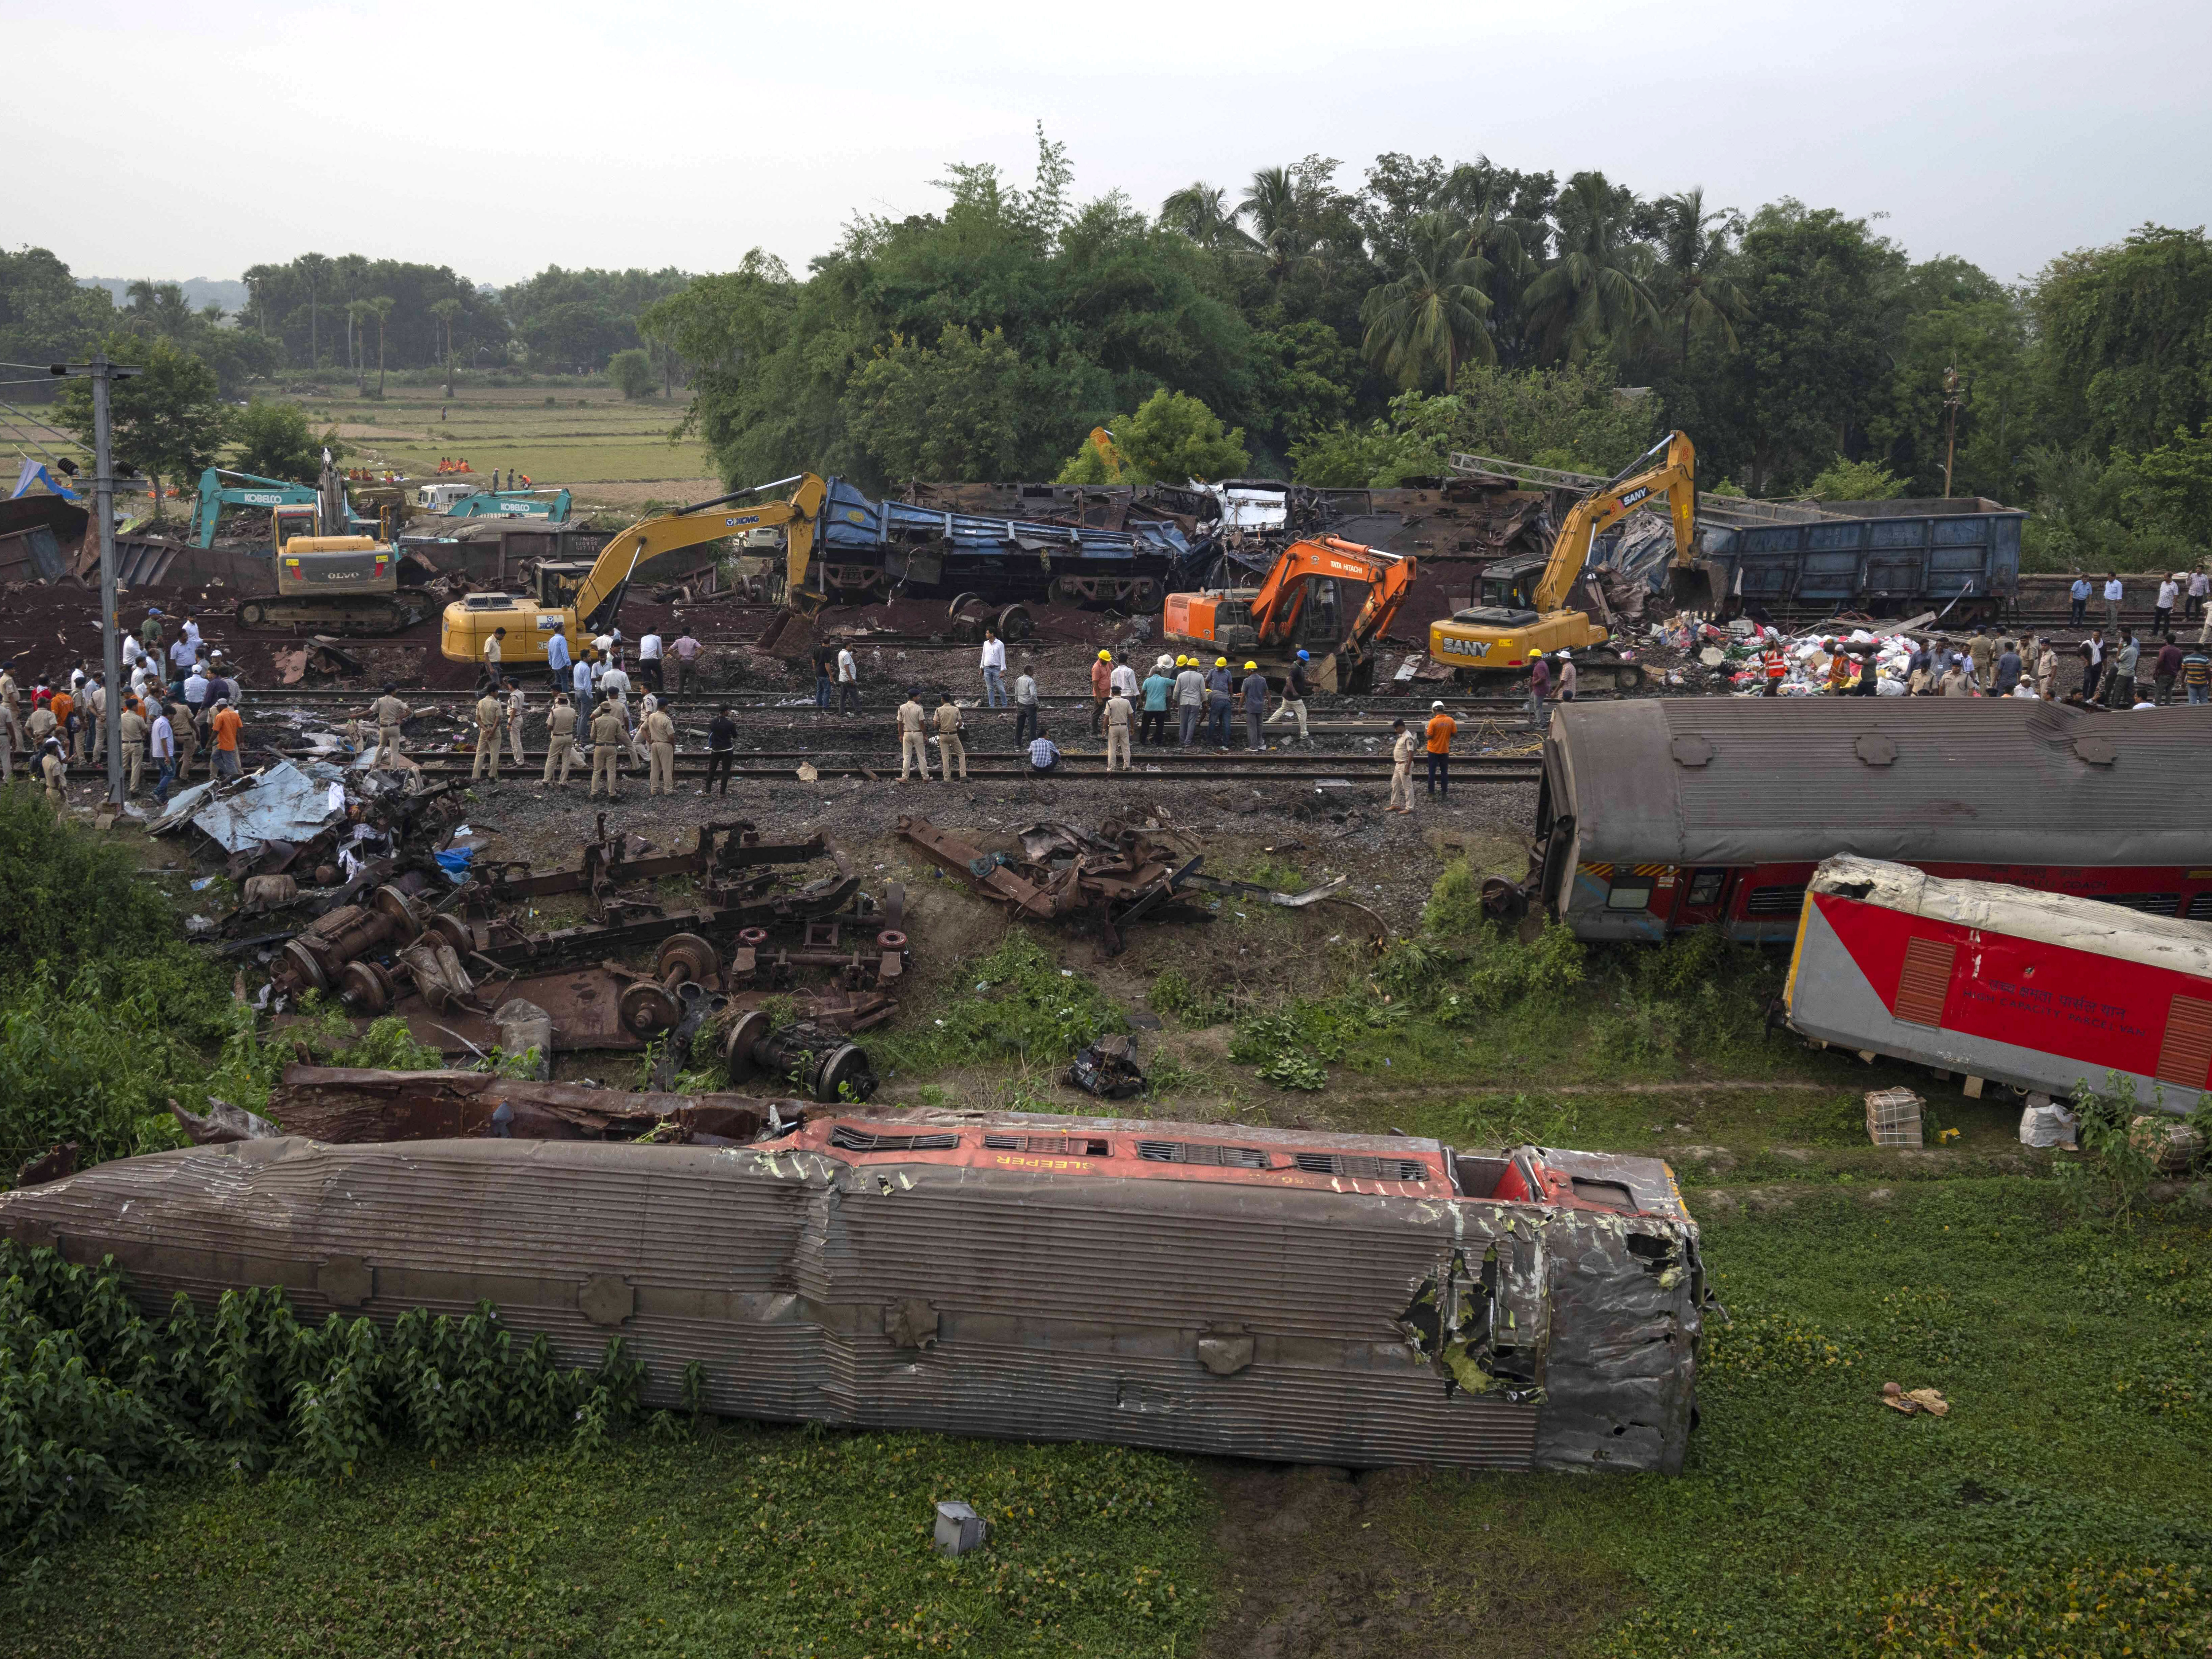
[1717,625,1923,696]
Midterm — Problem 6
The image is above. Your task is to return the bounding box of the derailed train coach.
[1785,856,2212,1113]
[0,1110,1709,1474]
[1523,700,2212,944]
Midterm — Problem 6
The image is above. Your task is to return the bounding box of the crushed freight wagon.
[0,1113,1708,1474]
[1784,856,2212,1113]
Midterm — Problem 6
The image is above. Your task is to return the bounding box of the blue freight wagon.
[1700,497,2026,625]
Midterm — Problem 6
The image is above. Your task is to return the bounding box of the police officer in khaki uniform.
[0,663,20,755]
[933,693,966,781]
[506,682,528,768]
[1387,719,1417,813]
[896,689,928,781]
[541,693,579,786]
[1103,687,1134,772]
[588,703,627,799]
[368,684,411,769]
[472,684,505,781]
[643,704,677,796]
[119,702,148,795]
[37,739,66,805]
[168,696,199,779]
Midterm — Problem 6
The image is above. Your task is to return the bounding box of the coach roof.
[1547,700,2212,867]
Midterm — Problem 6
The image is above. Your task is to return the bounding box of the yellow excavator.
[440,474,825,665]
[1428,430,1705,690]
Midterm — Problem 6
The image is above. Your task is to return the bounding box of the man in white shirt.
[978,630,1007,708]
[571,657,596,726]
[148,706,176,805]
[168,635,196,684]
[2189,568,2211,622]
[1110,654,1138,699]
[598,661,631,701]
[121,633,143,672]
[2103,574,2124,631]
[638,631,664,695]
[182,616,202,652]
[2156,576,2180,633]
[183,665,211,713]
[836,646,860,715]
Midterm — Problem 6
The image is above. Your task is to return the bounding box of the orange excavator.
[1161,536,1418,693]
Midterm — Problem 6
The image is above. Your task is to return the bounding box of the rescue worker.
[506,680,529,768]
[208,699,243,781]
[637,629,664,696]
[1239,661,1268,751]
[168,693,199,779]
[0,697,16,784]
[37,738,66,806]
[1110,652,1138,704]
[1206,657,1234,748]
[148,704,176,805]
[49,682,76,761]
[1091,649,1113,733]
[1139,659,1174,745]
[1556,650,1577,702]
[473,683,505,782]
[1387,718,1417,814]
[26,693,57,757]
[978,628,1007,707]
[83,675,105,762]
[1763,642,1788,695]
[481,626,506,692]
[571,655,595,728]
[588,701,628,799]
[1424,700,1457,801]
[541,692,579,786]
[1527,653,1550,724]
[0,661,18,755]
[643,700,677,796]
[119,699,148,795]
[2034,634,2060,700]
[896,688,928,781]
[1103,683,1133,772]
[1268,650,1312,741]
[1174,656,1205,747]
[369,683,410,769]
[1967,626,1994,692]
[139,608,164,654]
[934,692,967,781]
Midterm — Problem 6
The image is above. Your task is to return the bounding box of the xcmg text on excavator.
[1161,535,1417,693]
[1428,430,1710,690]
[440,474,824,665]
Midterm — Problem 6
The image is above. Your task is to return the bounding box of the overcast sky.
[9,0,2207,291]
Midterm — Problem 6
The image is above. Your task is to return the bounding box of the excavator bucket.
[1670,559,1723,616]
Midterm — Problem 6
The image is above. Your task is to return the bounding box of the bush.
[609,348,654,400]
[875,935,1124,1073]
[229,399,341,481]
[0,788,176,974]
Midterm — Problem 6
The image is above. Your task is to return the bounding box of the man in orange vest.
[1424,700,1457,801]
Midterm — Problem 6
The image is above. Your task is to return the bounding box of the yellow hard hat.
[1244,661,1258,671]
[1214,657,1227,667]
[1098,650,1112,660]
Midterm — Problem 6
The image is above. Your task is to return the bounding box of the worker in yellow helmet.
[1206,654,1234,747]
[1091,648,1114,734]
[1240,659,1269,751]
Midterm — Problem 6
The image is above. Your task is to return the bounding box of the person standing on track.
[148,704,175,805]
[1104,684,1134,772]
[1556,651,1578,702]
[897,689,928,782]
[1994,639,2021,697]
[546,627,572,695]
[1013,660,1040,747]
[837,645,861,716]
[643,702,677,796]
[637,629,665,696]
[588,701,627,800]
[472,684,504,783]
[1090,650,1113,733]
[2153,634,2183,705]
[119,699,147,796]
[481,627,506,693]
[1140,659,1173,745]
[1111,652,1138,708]
[1527,652,1550,724]
[2181,642,2211,705]
[168,692,199,779]
[209,699,243,782]
[1388,718,1416,814]
[2069,574,2090,628]
[704,706,737,796]
[506,680,528,769]
[1424,701,1456,802]
[1967,627,1994,692]
[571,656,595,730]
[1239,661,1268,751]
[813,643,835,710]
[2157,575,2180,636]
[2103,573,2124,632]
[2107,629,2140,708]
[1175,656,1204,747]
[541,693,579,787]
[979,629,1006,708]
[2033,634,2060,700]
[1269,650,1312,741]
[2188,568,2210,624]
[934,693,968,782]
[671,626,703,700]
[2078,632,2105,701]
[1206,658,1234,748]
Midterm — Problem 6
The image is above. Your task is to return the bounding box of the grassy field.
[4,866,2210,1657]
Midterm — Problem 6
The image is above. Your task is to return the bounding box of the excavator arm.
[1531,430,1697,614]
[572,473,824,630]
[1248,536,1409,644]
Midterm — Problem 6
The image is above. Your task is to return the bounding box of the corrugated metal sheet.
[1554,701,2212,866]
[0,1128,1705,1473]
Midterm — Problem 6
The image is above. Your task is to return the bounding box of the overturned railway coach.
[1529,701,2212,943]
[1784,857,2212,1112]
[0,1111,1707,1474]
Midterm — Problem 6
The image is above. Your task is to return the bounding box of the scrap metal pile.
[0,1110,1710,1474]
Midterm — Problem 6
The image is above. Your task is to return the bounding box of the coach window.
[1606,875,1656,911]
[1687,868,1727,907]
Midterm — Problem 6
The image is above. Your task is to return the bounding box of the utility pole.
[50,352,141,808]
[1941,365,1962,499]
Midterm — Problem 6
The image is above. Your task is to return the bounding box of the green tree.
[297,252,332,368]
[1653,188,1749,363]
[1056,389,1247,484]
[344,299,375,394]
[366,296,394,395]
[1522,172,1660,363]
[2031,225,2212,458]
[2115,420,2212,550]
[1159,181,1253,251]
[1803,455,1907,500]
[1359,213,1495,391]
[230,400,338,481]
[609,347,654,400]
[56,333,229,509]
[0,247,116,368]
[842,326,1027,480]
[429,297,462,397]
[1247,318,1356,461]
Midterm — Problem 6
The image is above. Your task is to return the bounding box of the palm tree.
[1240,166,1319,291]
[1655,188,1749,362]
[298,253,332,369]
[1521,172,1660,363]
[1360,214,1496,392]
[430,298,462,398]
[345,301,377,395]
[123,281,194,341]
[1159,182,1254,251]
[366,296,395,397]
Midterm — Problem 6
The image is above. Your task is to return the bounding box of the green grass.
[0,1426,1209,1657]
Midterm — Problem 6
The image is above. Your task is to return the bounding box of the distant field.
[305,386,715,488]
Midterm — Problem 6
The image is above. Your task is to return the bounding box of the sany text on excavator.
[439,474,824,666]
[1161,536,1417,693]
[1428,430,1706,690]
